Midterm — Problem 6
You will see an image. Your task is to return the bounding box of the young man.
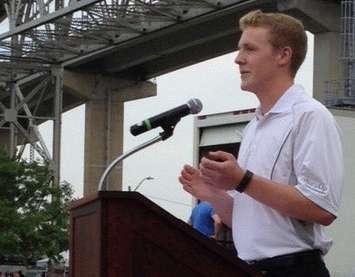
[179,10,343,277]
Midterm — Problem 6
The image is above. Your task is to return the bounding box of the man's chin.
[240,83,250,91]
[240,84,255,93]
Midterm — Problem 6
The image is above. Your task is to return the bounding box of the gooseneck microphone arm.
[98,128,174,191]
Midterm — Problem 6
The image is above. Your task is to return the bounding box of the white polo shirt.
[233,84,344,261]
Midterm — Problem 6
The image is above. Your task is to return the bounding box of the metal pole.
[133,176,154,192]
[6,0,19,158]
[98,134,163,191]
[9,82,17,158]
[52,65,63,186]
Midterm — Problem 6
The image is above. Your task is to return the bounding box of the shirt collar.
[255,84,305,120]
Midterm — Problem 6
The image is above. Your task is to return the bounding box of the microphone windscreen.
[188,98,203,114]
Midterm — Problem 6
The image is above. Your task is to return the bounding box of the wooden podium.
[70,191,261,277]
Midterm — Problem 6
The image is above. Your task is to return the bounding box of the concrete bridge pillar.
[278,0,345,103]
[84,93,123,195]
[71,74,157,195]
[63,71,156,195]
[313,32,346,103]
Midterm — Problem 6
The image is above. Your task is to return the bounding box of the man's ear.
[277,46,292,67]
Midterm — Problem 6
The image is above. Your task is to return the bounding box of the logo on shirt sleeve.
[301,176,328,195]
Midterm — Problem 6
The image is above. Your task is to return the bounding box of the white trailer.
[192,108,255,167]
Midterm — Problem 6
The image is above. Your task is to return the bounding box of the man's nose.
[234,51,243,65]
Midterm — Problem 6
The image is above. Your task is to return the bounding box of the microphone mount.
[160,117,180,140]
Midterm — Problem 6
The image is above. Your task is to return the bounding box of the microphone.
[130,98,203,136]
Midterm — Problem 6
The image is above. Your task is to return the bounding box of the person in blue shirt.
[189,201,221,237]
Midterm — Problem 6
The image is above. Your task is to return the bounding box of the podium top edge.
[69,191,144,210]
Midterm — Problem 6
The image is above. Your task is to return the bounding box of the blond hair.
[239,10,307,77]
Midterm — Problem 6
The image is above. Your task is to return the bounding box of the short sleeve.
[293,107,344,216]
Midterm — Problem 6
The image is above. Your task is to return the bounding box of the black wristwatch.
[235,170,254,193]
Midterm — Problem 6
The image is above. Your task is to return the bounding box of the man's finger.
[180,170,194,182]
[208,151,232,161]
[200,157,223,171]
[183,164,198,174]
[182,182,193,194]
[200,166,217,178]
[178,175,191,186]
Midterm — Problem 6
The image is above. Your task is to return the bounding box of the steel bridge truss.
[0,68,63,184]
[0,0,242,78]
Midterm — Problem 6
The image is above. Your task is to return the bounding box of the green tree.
[0,151,74,265]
